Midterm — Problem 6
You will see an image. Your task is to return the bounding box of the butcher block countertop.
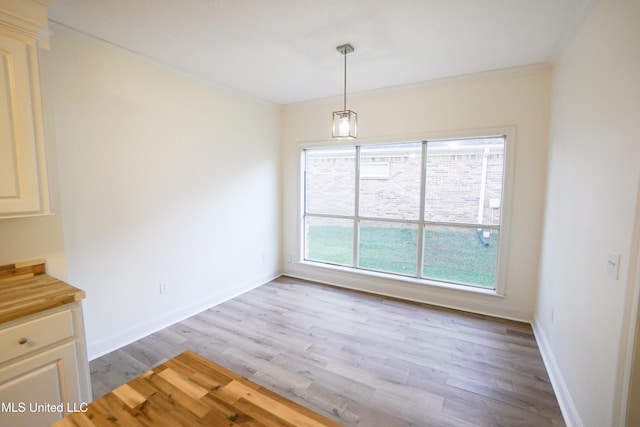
[53,350,344,427]
[0,259,85,324]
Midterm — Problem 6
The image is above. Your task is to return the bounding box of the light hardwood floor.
[90,276,565,427]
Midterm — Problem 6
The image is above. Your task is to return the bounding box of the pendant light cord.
[343,50,347,111]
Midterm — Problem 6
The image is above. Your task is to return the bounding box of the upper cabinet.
[0,0,52,218]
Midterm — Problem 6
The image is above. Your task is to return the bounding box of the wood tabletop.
[53,350,344,427]
[0,260,85,324]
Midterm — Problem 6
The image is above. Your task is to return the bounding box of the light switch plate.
[607,251,621,280]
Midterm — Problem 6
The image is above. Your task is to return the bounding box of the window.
[302,135,508,291]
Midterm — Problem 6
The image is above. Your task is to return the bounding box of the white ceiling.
[48,0,594,105]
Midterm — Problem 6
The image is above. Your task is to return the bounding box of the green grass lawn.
[306,225,498,288]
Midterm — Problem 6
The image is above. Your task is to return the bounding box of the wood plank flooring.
[56,350,344,426]
[90,276,565,427]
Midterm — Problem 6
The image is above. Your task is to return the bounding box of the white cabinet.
[0,303,92,427]
[0,0,52,218]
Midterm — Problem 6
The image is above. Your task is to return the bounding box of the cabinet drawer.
[0,309,74,364]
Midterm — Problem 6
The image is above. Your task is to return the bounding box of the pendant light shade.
[332,44,357,139]
[332,110,357,139]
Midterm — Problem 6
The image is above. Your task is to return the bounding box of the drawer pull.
[18,337,28,345]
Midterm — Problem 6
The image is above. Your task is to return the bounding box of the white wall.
[47,24,282,359]
[534,0,640,425]
[0,215,66,278]
[281,66,551,321]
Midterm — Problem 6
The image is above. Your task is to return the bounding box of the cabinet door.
[0,31,48,217]
[0,342,82,427]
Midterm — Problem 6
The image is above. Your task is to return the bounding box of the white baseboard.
[531,316,583,427]
[87,270,281,360]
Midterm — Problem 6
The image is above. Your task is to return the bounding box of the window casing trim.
[297,127,516,297]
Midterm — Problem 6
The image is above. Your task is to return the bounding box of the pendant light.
[332,44,357,139]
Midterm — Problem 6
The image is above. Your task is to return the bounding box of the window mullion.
[353,145,361,268]
[416,141,428,279]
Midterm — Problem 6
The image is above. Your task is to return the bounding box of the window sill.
[297,260,506,298]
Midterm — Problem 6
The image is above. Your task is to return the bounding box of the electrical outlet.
[159,282,169,295]
[286,254,292,263]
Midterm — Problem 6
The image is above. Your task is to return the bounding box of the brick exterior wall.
[306,146,504,226]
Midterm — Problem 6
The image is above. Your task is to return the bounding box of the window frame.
[297,128,515,296]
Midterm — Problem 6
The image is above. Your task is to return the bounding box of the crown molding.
[0,0,52,44]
